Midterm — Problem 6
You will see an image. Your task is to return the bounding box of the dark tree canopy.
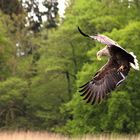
[0,0,23,16]
[23,0,59,32]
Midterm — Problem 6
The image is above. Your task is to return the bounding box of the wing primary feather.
[86,89,94,103]
[79,84,90,92]
[79,81,89,88]
[78,27,89,37]
[99,83,104,103]
[102,79,107,98]
[91,87,97,105]
[96,82,103,103]
[91,93,97,105]
[110,75,116,89]
[96,91,101,104]
[105,75,112,94]
[80,82,93,96]
[83,90,91,100]
[80,87,90,96]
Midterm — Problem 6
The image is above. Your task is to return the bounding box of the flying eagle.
[78,27,139,104]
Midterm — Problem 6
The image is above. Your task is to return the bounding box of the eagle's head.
[96,46,110,61]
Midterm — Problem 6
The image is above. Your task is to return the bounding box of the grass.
[0,131,139,140]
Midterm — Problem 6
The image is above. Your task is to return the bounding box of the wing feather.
[82,88,91,99]
[91,85,98,105]
[86,89,94,103]
[90,34,119,46]
[79,58,130,104]
[91,90,97,105]
[101,80,106,99]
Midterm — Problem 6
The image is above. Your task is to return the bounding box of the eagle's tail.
[129,52,139,70]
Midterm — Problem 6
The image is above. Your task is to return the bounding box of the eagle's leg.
[116,72,125,86]
[117,65,126,86]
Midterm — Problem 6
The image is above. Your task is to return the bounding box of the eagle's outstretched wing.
[78,26,119,46]
[79,58,130,104]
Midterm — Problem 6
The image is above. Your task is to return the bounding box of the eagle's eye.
[97,52,101,57]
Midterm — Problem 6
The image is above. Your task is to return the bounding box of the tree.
[23,0,59,32]
[0,77,29,129]
[0,12,16,80]
[0,0,23,16]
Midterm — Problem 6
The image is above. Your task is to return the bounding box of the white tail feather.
[129,52,139,70]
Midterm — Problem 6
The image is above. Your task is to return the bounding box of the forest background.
[0,0,140,136]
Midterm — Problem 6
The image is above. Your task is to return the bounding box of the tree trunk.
[65,71,72,99]
[70,42,78,76]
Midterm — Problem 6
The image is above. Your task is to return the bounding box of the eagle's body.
[78,27,139,104]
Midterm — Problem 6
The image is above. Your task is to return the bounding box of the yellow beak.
[97,56,102,61]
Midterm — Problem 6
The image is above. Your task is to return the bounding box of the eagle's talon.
[118,65,124,72]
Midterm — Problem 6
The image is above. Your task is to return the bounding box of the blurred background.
[0,0,140,137]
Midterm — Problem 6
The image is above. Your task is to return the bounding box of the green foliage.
[0,13,16,80]
[0,0,23,16]
[0,77,29,129]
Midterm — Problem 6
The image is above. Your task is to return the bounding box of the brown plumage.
[78,27,139,104]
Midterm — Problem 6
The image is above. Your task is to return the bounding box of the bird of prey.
[78,27,139,104]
